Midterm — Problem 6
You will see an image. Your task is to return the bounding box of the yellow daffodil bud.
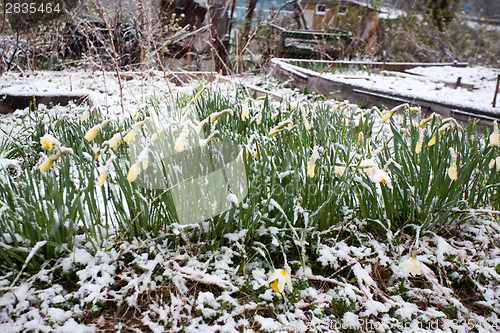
[210,109,233,122]
[308,162,315,178]
[151,132,159,142]
[174,130,188,152]
[127,163,140,182]
[124,129,137,143]
[196,119,209,134]
[334,166,346,177]
[448,147,458,181]
[489,159,495,169]
[489,121,499,146]
[241,106,249,121]
[448,165,457,181]
[97,171,108,187]
[81,111,90,121]
[381,110,396,122]
[415,141,422,154]
[39,158,54,172]
[108,133,122,150]
[85,127,99,142]
[427,135,436,147]
[496,156,500,172]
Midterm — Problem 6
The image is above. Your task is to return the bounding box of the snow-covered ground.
[0,70,499,332]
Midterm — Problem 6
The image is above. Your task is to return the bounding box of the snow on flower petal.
[401,258,422,276]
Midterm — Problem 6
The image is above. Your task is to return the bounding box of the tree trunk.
[241,0,258,47]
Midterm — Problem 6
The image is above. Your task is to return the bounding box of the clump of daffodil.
[490,121,499,146]
[447,147,458,181]
[380,104,408,122]
[200,130,220,150]
[210,108,233,122]
[269,119,293,136]
[401,249,422,277]
[267,266,293,293]
[84,119,114,142]
[307,146,320,178]
[123,118,151,143]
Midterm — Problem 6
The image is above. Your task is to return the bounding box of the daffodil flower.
[40,134,60,150]
[496,156,500,172]
[302,111,312,131]
[81,111,90,121]
[415,135,423,154]
[97,156,115,187]
[84,119,113,142]
[359,159,392,187]
[447,147,458,181]
[490,121,499,146]
[123,118,151,143]
[151,129,165,142]
[267,268,293,293]
[401,257,422,276]
[489,159,495,169]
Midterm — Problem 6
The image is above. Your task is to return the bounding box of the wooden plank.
[272,58,499,125]
[0,93,90,114]
[276,58,469,72]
